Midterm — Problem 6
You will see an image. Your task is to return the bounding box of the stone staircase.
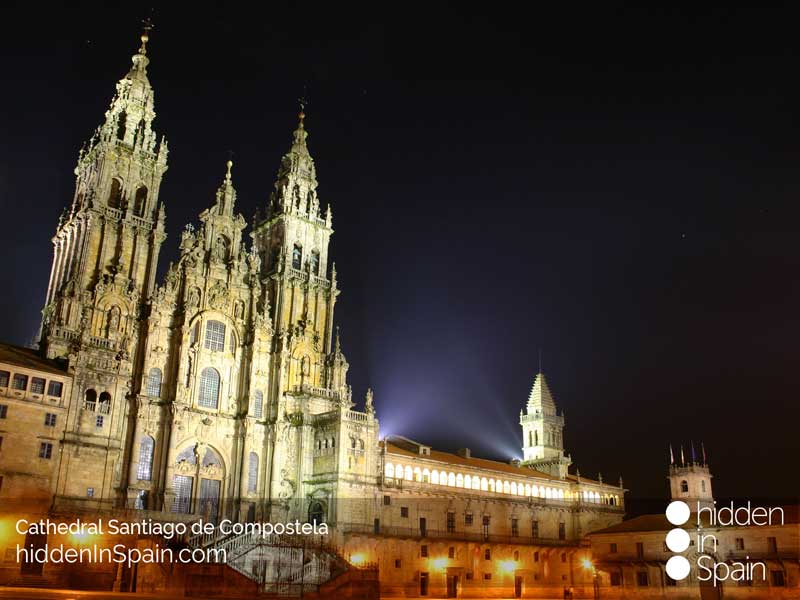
[189,529,377,598]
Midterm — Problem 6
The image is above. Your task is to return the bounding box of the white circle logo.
[665,527,690,552]
[666,555,691,580]
[665,500,691,525]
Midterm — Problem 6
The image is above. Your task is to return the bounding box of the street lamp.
[581,558,600,600]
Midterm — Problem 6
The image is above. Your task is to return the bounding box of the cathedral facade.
[38,30,378,525]
[0,30,629,596]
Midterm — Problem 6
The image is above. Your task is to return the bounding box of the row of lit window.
[145,365,265,418]
[0,370,63,397]
[135,439,260,498]
[384,462,619,505]
[0,406,81,429]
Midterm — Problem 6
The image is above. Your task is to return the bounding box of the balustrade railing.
[338,521,577,546]
[291,384,341,401]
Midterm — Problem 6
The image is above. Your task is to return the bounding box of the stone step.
[5,575,55,588]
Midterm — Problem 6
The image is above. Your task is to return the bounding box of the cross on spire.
[139,17,154,55]
[298,85,311,121]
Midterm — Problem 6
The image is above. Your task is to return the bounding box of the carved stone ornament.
[175,460,194,475]
[209,281,228,310]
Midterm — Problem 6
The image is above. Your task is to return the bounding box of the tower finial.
[225,150,234,183]
[669,444,675,465]
[139,17,154,55]
[701,441,707,465]
[298,84,310,121]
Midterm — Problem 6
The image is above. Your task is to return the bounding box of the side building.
[335,373,626,598]
[587,457,799,599]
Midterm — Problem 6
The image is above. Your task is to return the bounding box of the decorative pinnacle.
[225,159,233,183]
[298,88,310,120]
[139,18,154,55]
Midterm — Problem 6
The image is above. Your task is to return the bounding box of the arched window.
[251,390,263,419]
[481,477,488,491]
[134,186,147,217]
[358,439,365,450]
[204,320,226,352]
[510,482,517,495]
[134,119,146,146]
[350,437,357,449]
[108,179,123,209]
[116,111,127,140]
[680,480,689,493]
[292,244,302,269]
[404,465,413,481]
[198,367,220,409]
[310,250,320,275]
[414,467,422,482]
[330,438,335,449]
[323,439,328,449]
[422,468,430,483]
[247,452,258,493]
[137,436,154,481]
[525,484,531,496]
[85,388,97,411]
[503,481,511,494]
[309,501,325,525]
[98,391,111,414]
[431,470,439,485]
[146,367,162,397]
[456,473,464,488]
[448,472,456,487]
[472,475,480,490]
[385,463,394,479]
[534,431,539,446]
[488,479,495,492]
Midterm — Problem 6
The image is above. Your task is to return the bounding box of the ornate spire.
[265,108,322,220]
[129,19,154,79]
[213,159,237,216]
[526,372,557,415]
[292,107,309,151]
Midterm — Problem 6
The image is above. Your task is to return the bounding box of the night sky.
[2,4,799,510]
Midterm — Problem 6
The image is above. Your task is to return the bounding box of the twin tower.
[37,30,376,520]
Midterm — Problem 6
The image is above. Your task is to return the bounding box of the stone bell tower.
[40,26,169,510]
[668,443,714,511]
[252,109,346,407]
[520,372,572,478]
